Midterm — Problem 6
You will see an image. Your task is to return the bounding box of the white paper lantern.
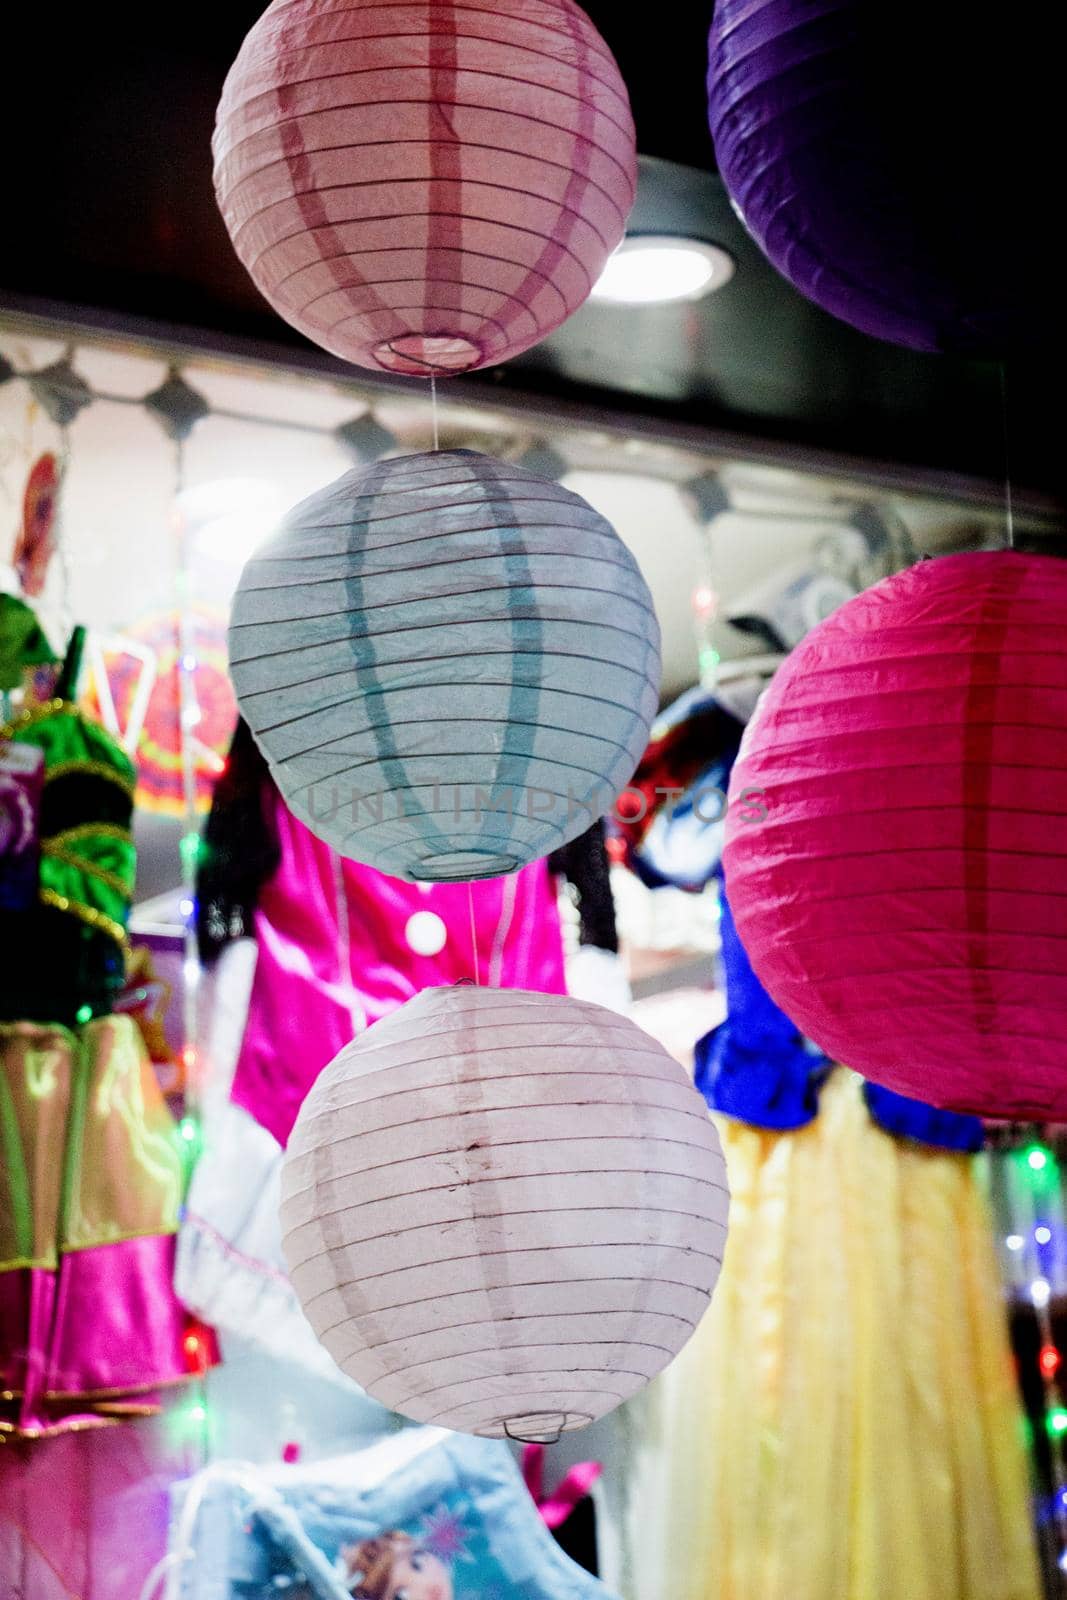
[229,450,661,881]
[280,985,729,1439]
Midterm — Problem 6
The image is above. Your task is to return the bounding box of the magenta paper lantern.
[723,551,1067,1119]
[214,0,636,377]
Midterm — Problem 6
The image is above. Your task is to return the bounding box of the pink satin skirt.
[1,1016,204,1437]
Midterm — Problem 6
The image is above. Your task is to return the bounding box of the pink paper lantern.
[723,551,1067,1119]
[213,0,636,377]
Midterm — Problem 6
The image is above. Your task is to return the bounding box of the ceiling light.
[591,236,734,305]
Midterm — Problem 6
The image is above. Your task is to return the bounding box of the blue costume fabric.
[169,1428,618,1600]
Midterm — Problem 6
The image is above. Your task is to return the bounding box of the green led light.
[1027,1146,1050,1173]
[75,1004,93,1025]
[1048,1408,1067,1437]
[163,1389,213,1449]
[179,832,202,869]
[1048,1407,1067,1435]
[179,1117,199,1144]
[698,646,721,688]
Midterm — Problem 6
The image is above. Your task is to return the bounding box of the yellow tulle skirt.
[617,1068,1040,1600]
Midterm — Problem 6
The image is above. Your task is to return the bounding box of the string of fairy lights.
[992,1135,1067,1580]
[176,601,215,1450]
[147,410,215,1462]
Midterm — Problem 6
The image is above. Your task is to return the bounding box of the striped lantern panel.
[280,985,729,1438]
[229,450,661,882]
[213,0,636,375]
[724,551,1067,1119]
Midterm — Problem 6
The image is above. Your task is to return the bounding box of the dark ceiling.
[1,3,1059,508]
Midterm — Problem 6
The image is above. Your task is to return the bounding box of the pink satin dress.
[230,790,568,1147]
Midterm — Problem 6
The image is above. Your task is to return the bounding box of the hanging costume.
[167,1426,619,1600]
[613,887,1040,1600]
[1,627,198,1437]
[595,678,1040,1599]
[178,720,618,1375]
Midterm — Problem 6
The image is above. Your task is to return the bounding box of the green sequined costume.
[0,627,136,1025]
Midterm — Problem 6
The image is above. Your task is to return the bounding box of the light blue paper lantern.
[229,451,661,881]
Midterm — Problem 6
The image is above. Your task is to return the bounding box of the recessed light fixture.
[591,235,735,305]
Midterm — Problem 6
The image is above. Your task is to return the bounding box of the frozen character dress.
[166,1427,619,1600]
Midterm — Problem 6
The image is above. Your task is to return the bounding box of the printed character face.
[384,1548,453,1600]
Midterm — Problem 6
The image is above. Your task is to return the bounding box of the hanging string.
[999,362,1015,550]
[170,435,215,1470]
[467,881,481,986]
[332,850,367,1037]
[430,372,440,452]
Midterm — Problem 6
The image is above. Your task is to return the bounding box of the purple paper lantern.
[707,1,1038,355]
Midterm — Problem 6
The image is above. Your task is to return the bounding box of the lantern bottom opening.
[498,1411,594,1443]
[373,332,483,376]
[410,849,521,882]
